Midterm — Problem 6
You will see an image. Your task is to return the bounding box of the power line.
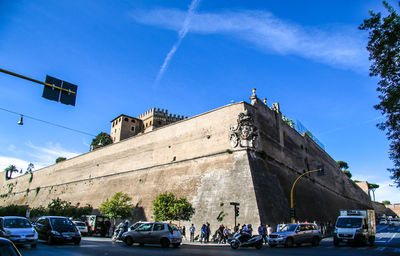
[0,106,96,137]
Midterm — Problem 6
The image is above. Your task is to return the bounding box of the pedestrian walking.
[258,223,267,244]
[182,225,186,240]
[206,222,210,243]
[201,224,207,243]
[223,226,229,244]
[189,224,195,242]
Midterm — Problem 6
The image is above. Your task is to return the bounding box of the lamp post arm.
[290,169,321,209]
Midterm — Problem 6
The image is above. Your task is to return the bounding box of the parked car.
[379,219,388,225]
[122,222,182,248]
[73,221,88,236]
[0,216,38,248]
[389,218,400,227]
[34,216,81,245]
[81,215,111,237]
[268,223,322,248]
[0,237,22,256]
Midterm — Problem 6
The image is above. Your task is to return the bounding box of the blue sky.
[0,0,398,203]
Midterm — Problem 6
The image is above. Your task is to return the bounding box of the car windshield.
[74,222,85,227]
[279,224,297,232]
[50,218,75,232]
[3,218,31,228]
[0,243,20,256]
[336,218,362,228]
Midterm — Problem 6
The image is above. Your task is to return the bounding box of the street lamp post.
[290,167,324,223]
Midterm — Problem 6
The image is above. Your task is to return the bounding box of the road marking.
[375,247,385,251]
[375,241,386,243]
[387,233,397,243]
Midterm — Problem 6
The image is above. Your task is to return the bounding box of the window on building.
[113,137,116,142]
[131,126,135,132]
[131,119,135,123]
[150,121,152,126]
[158,121,162,126]
[124,117,128,122]
[115,129,117,133]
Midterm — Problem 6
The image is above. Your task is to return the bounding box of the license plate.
[343,239,348,242]
[19,239,26,242]
[66,237,72,240]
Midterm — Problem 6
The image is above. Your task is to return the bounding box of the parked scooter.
[230,232,263,249]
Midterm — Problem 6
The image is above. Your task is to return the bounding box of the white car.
[73,221,88,236]
[0,216,38,248]
[379,219,388,225]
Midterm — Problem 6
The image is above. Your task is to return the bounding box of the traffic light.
[235,206,240,217]
[290,208,296,219]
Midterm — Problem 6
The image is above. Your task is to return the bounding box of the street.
[17,225,400,256]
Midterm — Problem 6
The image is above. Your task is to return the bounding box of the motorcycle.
[111,225,126,241]
[230,232,263,249]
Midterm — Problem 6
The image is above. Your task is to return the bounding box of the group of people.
[257,223,273,244]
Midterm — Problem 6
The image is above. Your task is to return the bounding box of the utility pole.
[230,202,240,228]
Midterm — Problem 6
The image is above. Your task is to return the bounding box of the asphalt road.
[18,225,400,256]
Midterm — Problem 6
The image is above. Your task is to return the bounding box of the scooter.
[111,226,125,241]
[230,232,263,249]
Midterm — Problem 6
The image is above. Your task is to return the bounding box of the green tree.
[360,1,400,187]
[152,192,195,222]
[337,161,352,178]
[55,157,67,163]
[4,165,18,180]
[368,183,380,201]
[91,132,113,151]
[98,192,133,225]
[27,163,34,173]
[382,200,391,205]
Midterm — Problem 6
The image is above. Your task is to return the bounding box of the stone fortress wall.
[0,89,372,230]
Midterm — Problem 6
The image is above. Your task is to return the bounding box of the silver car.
[268,223,321,247]
[122,222,182,248]
[0,216,38,248]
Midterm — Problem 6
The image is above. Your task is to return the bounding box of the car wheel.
[284,237,293,248]
[160,238,170,248]
[125,236,134,246]
[47,236,54,245]
[31,243,37,248]
[312,236,320,246]
[255,242,263,249]
[333,238,339,247]
[230,240,239,249]
[172,243,180,248]
[368,236,375,246]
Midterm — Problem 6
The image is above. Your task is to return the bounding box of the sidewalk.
[182,240,230,246]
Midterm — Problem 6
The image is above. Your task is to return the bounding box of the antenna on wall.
[17,115,23,125]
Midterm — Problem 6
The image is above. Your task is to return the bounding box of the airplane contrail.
[155,0,201,85]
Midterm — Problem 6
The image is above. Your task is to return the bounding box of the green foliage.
[55,157,67,163]
[337,161,349,170]
[226,149,233,154]
[368,183,380,190]
[27,163,34,173]
[0,204,29,217]
[382,200,391,205]
[28,172,33,183]
[35,187,40,195]
[98,192,133,220]
[342,170,352,179]
[360,1,400,187]
[0,199,92,218]
[4,165,18,180]
[217,211,226,222]
[47,197,93,218]
[91,132,113,151]
[152,192,195,222]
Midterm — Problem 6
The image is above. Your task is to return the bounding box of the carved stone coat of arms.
[230,110,258,148]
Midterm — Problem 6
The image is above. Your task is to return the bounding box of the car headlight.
[278,235,286,238]
[51,231,61,236]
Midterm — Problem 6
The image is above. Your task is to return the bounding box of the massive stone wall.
[0,97,372,231]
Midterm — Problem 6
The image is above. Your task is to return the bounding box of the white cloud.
[0,142,81,178]
[131,8,368,71]
[155,0,201,85]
